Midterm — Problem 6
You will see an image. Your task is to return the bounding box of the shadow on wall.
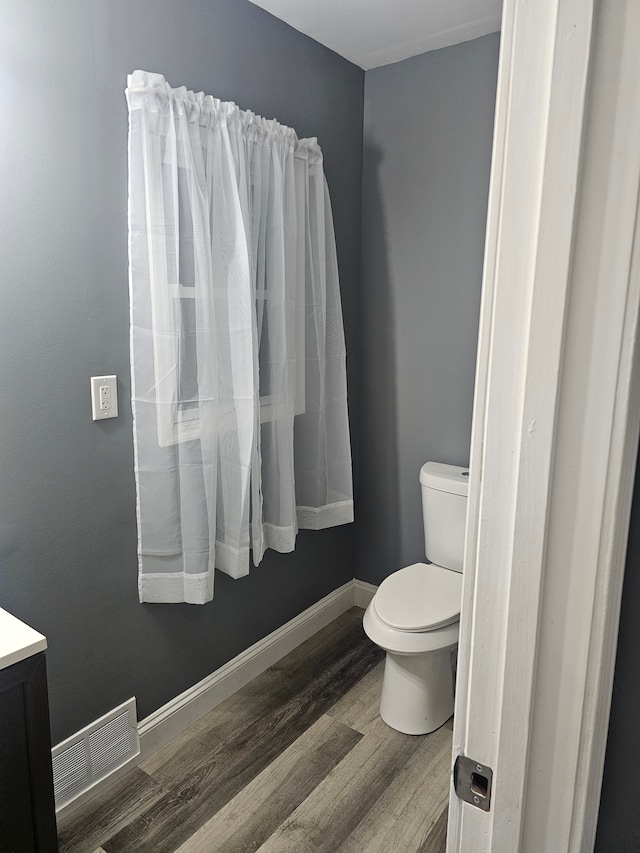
[355,144,400,586]
[595,436,640,852]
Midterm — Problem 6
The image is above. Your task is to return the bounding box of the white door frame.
[448,1,640,851]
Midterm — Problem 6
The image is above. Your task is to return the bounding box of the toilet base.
[380,648,454,735]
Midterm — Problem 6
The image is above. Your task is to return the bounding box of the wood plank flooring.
[57,608,451,853]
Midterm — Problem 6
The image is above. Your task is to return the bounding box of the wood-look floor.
[57,608,451,853]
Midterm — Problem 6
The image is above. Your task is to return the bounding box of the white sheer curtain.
[126,71,353,604]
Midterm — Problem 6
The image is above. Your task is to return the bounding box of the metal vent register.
[51,698,139,810]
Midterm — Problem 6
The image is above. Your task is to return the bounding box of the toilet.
[363,461,469,735]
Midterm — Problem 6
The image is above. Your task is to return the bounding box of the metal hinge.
[453,755,493,812]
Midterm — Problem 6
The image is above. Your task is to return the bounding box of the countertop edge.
[0,608,48,671]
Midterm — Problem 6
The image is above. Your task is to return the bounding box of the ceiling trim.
[248,1,502,71]
[358,13,502,69]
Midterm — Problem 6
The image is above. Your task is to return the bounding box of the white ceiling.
[248,0,502,70]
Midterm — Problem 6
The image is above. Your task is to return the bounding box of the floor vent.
[52,698,139,810]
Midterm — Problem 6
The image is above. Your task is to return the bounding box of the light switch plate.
[91,375,118,420]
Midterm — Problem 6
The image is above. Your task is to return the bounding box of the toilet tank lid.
[420,462,470,496]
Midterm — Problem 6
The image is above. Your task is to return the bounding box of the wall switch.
[91,375,118,420]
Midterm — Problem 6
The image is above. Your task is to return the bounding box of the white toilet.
[363,461,469,735]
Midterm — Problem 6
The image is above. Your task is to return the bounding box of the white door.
[447,1,640,850]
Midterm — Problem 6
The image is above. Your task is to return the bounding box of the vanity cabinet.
[0,612,58,852]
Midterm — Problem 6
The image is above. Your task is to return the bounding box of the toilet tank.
[420,462,469,573]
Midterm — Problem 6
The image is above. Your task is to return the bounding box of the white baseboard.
[354,579,377,609]
[137,579,359,760]
[56,578,378,820]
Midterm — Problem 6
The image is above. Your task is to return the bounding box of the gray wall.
[0,0,363,743]
[356,34,499,584]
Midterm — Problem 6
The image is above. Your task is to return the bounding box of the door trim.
[448,1,640,849]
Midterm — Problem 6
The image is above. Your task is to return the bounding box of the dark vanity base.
[0,652,58,852]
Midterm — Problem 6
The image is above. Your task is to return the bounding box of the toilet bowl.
[364,562,461,734]
[363,462,469,736]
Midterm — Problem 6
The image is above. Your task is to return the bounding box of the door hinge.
[454,755,493,812]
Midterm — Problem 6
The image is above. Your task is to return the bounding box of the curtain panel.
[125,71,353,604]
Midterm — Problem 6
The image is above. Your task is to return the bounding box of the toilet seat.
[373,562,461,632]
[364,599,459,656]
